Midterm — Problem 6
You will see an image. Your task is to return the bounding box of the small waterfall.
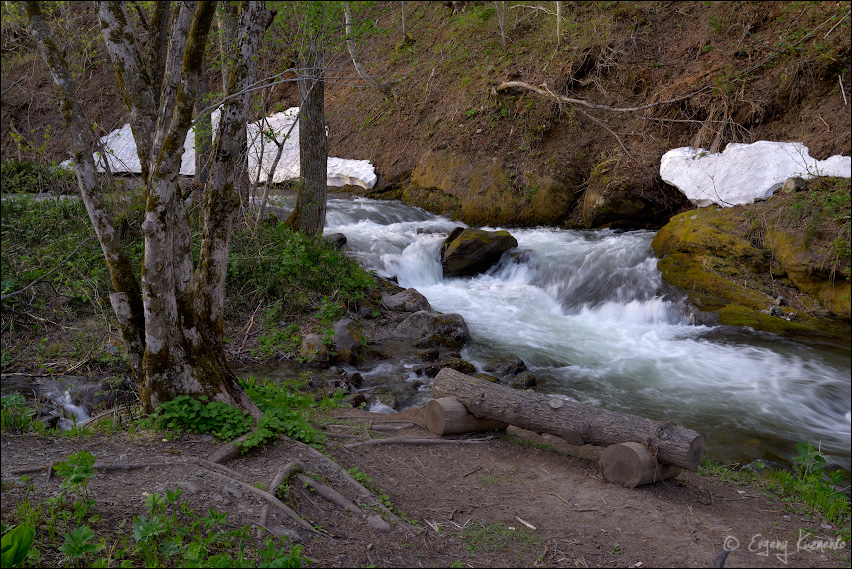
[321,195,851,472]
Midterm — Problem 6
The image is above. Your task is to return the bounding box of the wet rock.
[394,311,470,348]
[585,157,686,228]
[475,373,500,383]
[485,355,527,377]
[343,393,367,408]
[349,372,363,388]
[373,392,397,409]
[441,227,518,277]
[507,249,533,264]
[333,319,364,363]
[300,334,329,365]
[505,372,537,389]
[324,232,347,249]
[415,348,440,362]
[383,288,433,312]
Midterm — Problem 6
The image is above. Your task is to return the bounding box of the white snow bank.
[660,141,851,207]
[63,107,377,190]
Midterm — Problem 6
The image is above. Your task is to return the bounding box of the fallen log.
[600,442,681,488]
[424,397,508,435]
[432,369,704,470]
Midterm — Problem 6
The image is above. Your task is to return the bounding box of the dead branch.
[344,436,494,449]
[496,81,709,112]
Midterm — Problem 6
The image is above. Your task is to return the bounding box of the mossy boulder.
[441,227,518,277]
[652,204,850,338]
[405,149,579,226]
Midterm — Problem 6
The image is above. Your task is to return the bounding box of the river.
[310,194,851,472]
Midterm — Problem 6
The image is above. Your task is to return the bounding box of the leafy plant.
[54,450,97,500]
[1,524,35,568]
[58,525,102,566]
[150,395,253,441]
[792,442,827,481]
[1,394,35,432]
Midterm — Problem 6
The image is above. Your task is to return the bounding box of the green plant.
[792,442,826,481]
[54,450,97,500]
[1,524,35,568]
[58,525,102,567]
[1,394,35,432]
[150,395,253,441]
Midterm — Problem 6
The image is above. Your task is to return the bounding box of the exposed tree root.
[190,456,320,537]
[296,473,364,516]
[256,461,305,540]
[370,422,419,432]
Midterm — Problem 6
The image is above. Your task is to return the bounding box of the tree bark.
[24,0,145,386]
[145,1,171,110]
[600,442,681,488]
[424,397,508,436]
[432,369,705,470]
[291,44,327,235]
[194,57,212,192]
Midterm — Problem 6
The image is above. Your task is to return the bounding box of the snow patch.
[660,141,851,207]
[62,107,377,190]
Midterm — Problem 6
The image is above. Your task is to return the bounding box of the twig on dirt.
[344,437,493,449]
[237,301,263,356]
[462,465,482,477]
[390,456,434,483]
[576,108,637,163]
[840,75,848,106]
[496,80,709,113]
[544,492,571,507]
[823,10,850,39]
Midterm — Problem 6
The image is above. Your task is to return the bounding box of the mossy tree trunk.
[27,0,271,416]
[293,41,327,235]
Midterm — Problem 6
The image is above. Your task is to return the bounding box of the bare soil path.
[2,405,848,568]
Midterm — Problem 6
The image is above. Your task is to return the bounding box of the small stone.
[270,525,303,542]
[223,484,243,500]
[769,305,783,317]
[781,176,808,193]
[774,296,786,306]
[476,128,483,133]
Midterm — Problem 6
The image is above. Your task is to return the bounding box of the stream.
[311,194,850,472]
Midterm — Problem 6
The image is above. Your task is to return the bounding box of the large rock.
[332,319,364,363]
[584,158,687,229]
[441,227,518,278]
[300,334,329,365]
[660,142,851,207]
[393,311,471,348]
[405,149,580,226]
[651,204,850,336]
[383,288,432,312]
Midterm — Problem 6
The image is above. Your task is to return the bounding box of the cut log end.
[424,397,508,436]
[600,442,682,488]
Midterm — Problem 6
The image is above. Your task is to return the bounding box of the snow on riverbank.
[661,141,851,207]
[61,107,377,190]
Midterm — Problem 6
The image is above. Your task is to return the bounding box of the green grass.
[698,446,850,542]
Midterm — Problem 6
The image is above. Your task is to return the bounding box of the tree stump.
[433,368,704,470]
[600,442,682,488]
[424,397,508,436]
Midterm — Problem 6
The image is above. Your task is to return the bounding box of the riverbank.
[2,407,850,568]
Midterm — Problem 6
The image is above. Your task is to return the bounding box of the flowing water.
[310,194,849,472]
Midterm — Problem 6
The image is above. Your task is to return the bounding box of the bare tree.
[24,0,272,414]
[495,1,506,47]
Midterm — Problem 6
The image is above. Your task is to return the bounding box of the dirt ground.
[2,405,849,568]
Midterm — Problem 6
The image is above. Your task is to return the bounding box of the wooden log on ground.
[600,442,682,488]
[424,397,508,435]
[432,368,704,470]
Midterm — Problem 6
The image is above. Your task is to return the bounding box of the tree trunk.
[31,0,269,416]
[146,1,171,110]
[555,1,561,48]
[432,369,705,470]
[344,2,388,94]
[194,57,212,192]
[24,0,145,386]
[600,442,682,488]
[292,48,327,235]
